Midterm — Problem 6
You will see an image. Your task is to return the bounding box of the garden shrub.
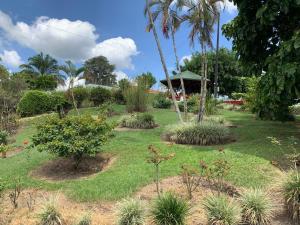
[70,87,90,108]
[240,189,274,225]
[153,93,172,109]
[282,171,300,223]
[120,113,156,129]
[163,121,230,145]
[39,201,62,225]
[49,91,72,118]
[17,90,53,117]
[151,193,189,225]
[32,75,58,91]
[0,130,8,145]
[290,103,300,115]
[112,88,126,104]
[77,214,91,225]
[203,195,241,225]
[90,87,112,106]
[31,114,113,168]
[124,83,148,112]
[117,198,145,225]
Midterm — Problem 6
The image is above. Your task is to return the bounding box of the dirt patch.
[0,176,291,225]
[30,153,116,181]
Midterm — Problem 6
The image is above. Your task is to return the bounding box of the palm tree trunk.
[171,27,188,122]
[69,79,79,115]
[146,0,183,123]
[214,12,220,98]
[198,47,207,122]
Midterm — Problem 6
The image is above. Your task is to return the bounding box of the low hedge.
[163,121,230,145]
[120,113,156,129]
[153,94,172,109]
[90,87,112,106]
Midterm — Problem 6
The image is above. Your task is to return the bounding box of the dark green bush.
[120,113,156,129]
[71,87,90,108]
[31,114,113,168]
[50,92,72,118]
[163,121,230,145]
[17,90,53,117]
[90,87,112,106]
[112,89,126,104]
[33,75,58,91]
[151,193,190,225]
[0,130,8,145]
[153,93,172,109]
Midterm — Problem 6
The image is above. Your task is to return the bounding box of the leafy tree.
[223,0,300,121]
[146,0,188,120]
[20,52,59,76]
[60,60,85,115]
[31,114,113,168]
[181,48,246,96]
[145,0,183,123]
[136,72,157,89]
[84,56,116,86]
[118,78,130,91]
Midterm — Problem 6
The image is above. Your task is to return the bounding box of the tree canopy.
[84,56,116,86]
[180,48,246,96]
[136,72,157,89]
[222,0,300,120]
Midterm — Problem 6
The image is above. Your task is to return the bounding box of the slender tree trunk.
[214,13,220,98]
[146,0,183,123]
[198,47,207,122]
[171,27,188,122]
[69,78,79,115]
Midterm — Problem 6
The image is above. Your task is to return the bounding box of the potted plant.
[0,130,8,159]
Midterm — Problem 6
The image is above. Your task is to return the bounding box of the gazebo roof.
[160,70,209,94]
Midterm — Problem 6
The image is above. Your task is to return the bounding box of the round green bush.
[112,89,126,104]
[151,193,190,225]
[17,90,54,117]
[203,195,241,225]
[153,94,172,109]
[163,121,230,145]
[90,87,112,106]
[70,87,90,108]
[120,113,156,129]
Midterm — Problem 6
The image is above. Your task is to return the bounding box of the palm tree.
[181,0,221,122]
[59,60,84,115]
[146,0,188,121]
[145,0,183,123]
[20,52,59,76]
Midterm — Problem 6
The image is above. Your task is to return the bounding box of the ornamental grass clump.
[282,172,300,224]
[151,193,190,225]
[240,189,274,225]
[117,198,146,225]
[39,201,62,225]
[120,113,156,129]
[163,121,230,145]
[203,195,241,225]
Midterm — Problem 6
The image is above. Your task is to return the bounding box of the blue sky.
[0,0,237,87]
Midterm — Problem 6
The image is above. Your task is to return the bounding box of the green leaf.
[294,38,300,49]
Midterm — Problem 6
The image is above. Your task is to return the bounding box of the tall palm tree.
[59,60,84,115]
[145,0,183,123]
[181,0,221,122]
[146,0,188,121]
[20,52,59,76]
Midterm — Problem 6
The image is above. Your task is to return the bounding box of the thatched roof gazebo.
[160,70,209,94]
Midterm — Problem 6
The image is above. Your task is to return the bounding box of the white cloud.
[0,50,23,67]
[0,11,138,70]
[113,70,129,81]
[180,55,192,65]
[220,0,237,14]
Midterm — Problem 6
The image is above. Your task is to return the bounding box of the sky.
[0,0,237,88]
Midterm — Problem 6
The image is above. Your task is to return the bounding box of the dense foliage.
[90,87,112,106]
[152,93,172,109]
[70,87,90,108]
[120,113,156,129]
[223,0,300,121]
[135,72,156,89]
[31,114,113,167]
[124,83,148,112]
[84,56,116,86]
[180,48,246,96]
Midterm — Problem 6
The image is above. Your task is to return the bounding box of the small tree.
[136,72,156,89]
[31,114,113,169]
[147,145,175,196]
[181,164,201,199]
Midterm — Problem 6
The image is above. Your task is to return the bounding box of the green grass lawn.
[0,106,299,202]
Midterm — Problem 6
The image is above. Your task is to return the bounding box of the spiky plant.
[240,189,274,225]
[283,172,300,224]
[77,214,92,225]
[151,193,190,225]
[117,198,146,225]
[120,113,156,129]
[203,194,241,225]
[38,201,62,225]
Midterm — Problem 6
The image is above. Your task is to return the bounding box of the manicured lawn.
[0,106,299,202]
